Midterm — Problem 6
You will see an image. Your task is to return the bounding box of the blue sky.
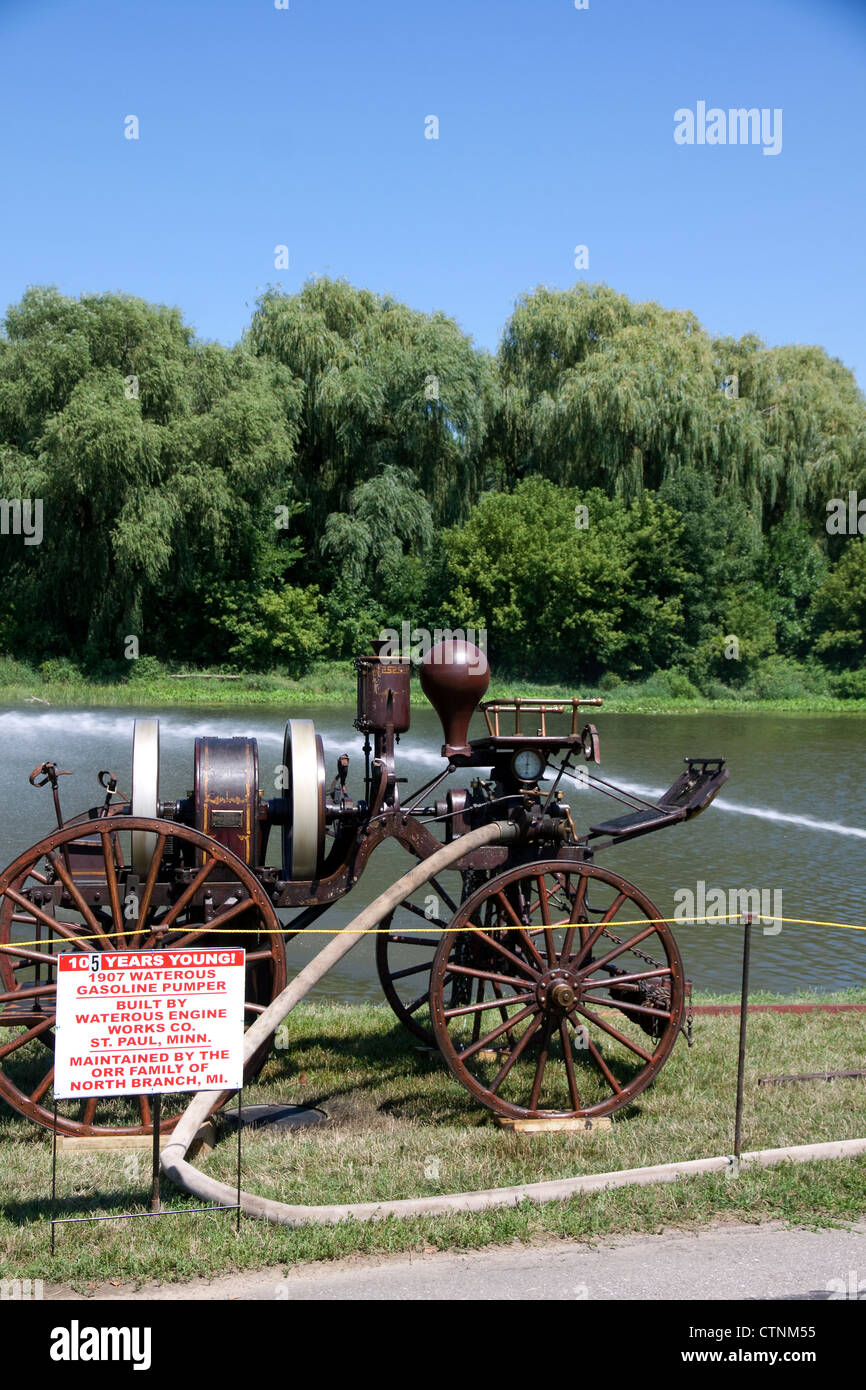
[1,0,864,384]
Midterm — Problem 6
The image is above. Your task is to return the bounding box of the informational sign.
[54,949,246,1098]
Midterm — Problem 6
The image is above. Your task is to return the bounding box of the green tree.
[492,283,772,509]
[246,278,495,540]
[319,465,435,653]
[0,288,302,664]
[712,337,866,525]
[808,539,866,669]
[439,477,690,681]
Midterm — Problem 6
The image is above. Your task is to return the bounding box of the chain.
[599,925,666,971]
[547,877,666,971]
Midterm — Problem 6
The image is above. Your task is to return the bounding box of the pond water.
[0,701,863,1000]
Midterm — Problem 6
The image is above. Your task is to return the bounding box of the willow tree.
[492,283,775,510]
[0,288,301,663]
[245,278,496,540]
[711,336,866,527]
[316,465,436,656]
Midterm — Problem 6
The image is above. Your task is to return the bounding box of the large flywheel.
[131,718,160,874]
[281,720,326,880]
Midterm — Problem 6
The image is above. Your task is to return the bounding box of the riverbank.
[3,994,865,1287]
[1,660,864,714]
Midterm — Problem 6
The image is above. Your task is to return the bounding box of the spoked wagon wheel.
[429,860,684,1120]
[376,867,490,1045]
[0,816,286,1136]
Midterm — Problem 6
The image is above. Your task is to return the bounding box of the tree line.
[0,278,864,698]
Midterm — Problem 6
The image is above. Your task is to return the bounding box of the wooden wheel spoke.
[162,927,212,951]
[569,915,612,972]
[427,876,459,913]
[488,1012,544,1093]
[592,996,672,1022]
[45,850,114,949]
[403,990,431,1017]
[514,928,547,973]
[493,890,526,930]
[400,902,449,929]
[138,1096,151,1127]
[386,933,439,948]
[0,942,70,968]
[560,874,589,961]
[82,1098,98,1126]
[560,1019,581,1111]
[493,893,546,972]
[0,981,57,1004]
[529,1016,554,1111]
[497,895,544,973]
[467,928,539,981]
[583,923,663,978]
[582,967,671,991]
[536,876,557,966]
[4,888,81,946]
[131,833,166,948]
[572,1003,654,1063]
[444,961,534,991]
[585,1032,623,1095]
[444,991,534,1020]
[157,858,218,935]
[30,1066,55,1104]
[389,961,438,982]
[458,1003,537,1061]
[0,1014,55,1059]
[99,829,125,941]
[168,894,260,949]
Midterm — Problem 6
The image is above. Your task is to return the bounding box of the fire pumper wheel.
[429,860,685,1120]
[282,720,326,880]
[131,718,160,875]
[0,816,287,1137]
[376,867,492,1046]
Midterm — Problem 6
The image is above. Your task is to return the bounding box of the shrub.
[125,654,167,684]
[39,657,83,685]
[0,654,41,685]
[828,668,866,699]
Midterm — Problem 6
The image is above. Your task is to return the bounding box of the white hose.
[166,1137,866,1226]
[162,823,866,1224]
[161,821,518,1209]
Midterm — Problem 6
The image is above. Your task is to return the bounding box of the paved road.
[51,1220,866,1300]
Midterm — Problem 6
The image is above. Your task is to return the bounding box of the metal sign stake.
[151,1093,161,1213]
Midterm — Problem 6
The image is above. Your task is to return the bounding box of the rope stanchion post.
[733,913,753,1161]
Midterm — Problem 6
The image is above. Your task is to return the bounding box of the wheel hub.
[536,968,581,1014]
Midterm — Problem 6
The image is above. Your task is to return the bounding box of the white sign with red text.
[54,949,246,1098]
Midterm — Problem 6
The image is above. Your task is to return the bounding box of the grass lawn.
[1,661,864,714]
[1,995,865,1289]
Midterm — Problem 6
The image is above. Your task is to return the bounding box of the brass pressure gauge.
[511,748,545,784]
